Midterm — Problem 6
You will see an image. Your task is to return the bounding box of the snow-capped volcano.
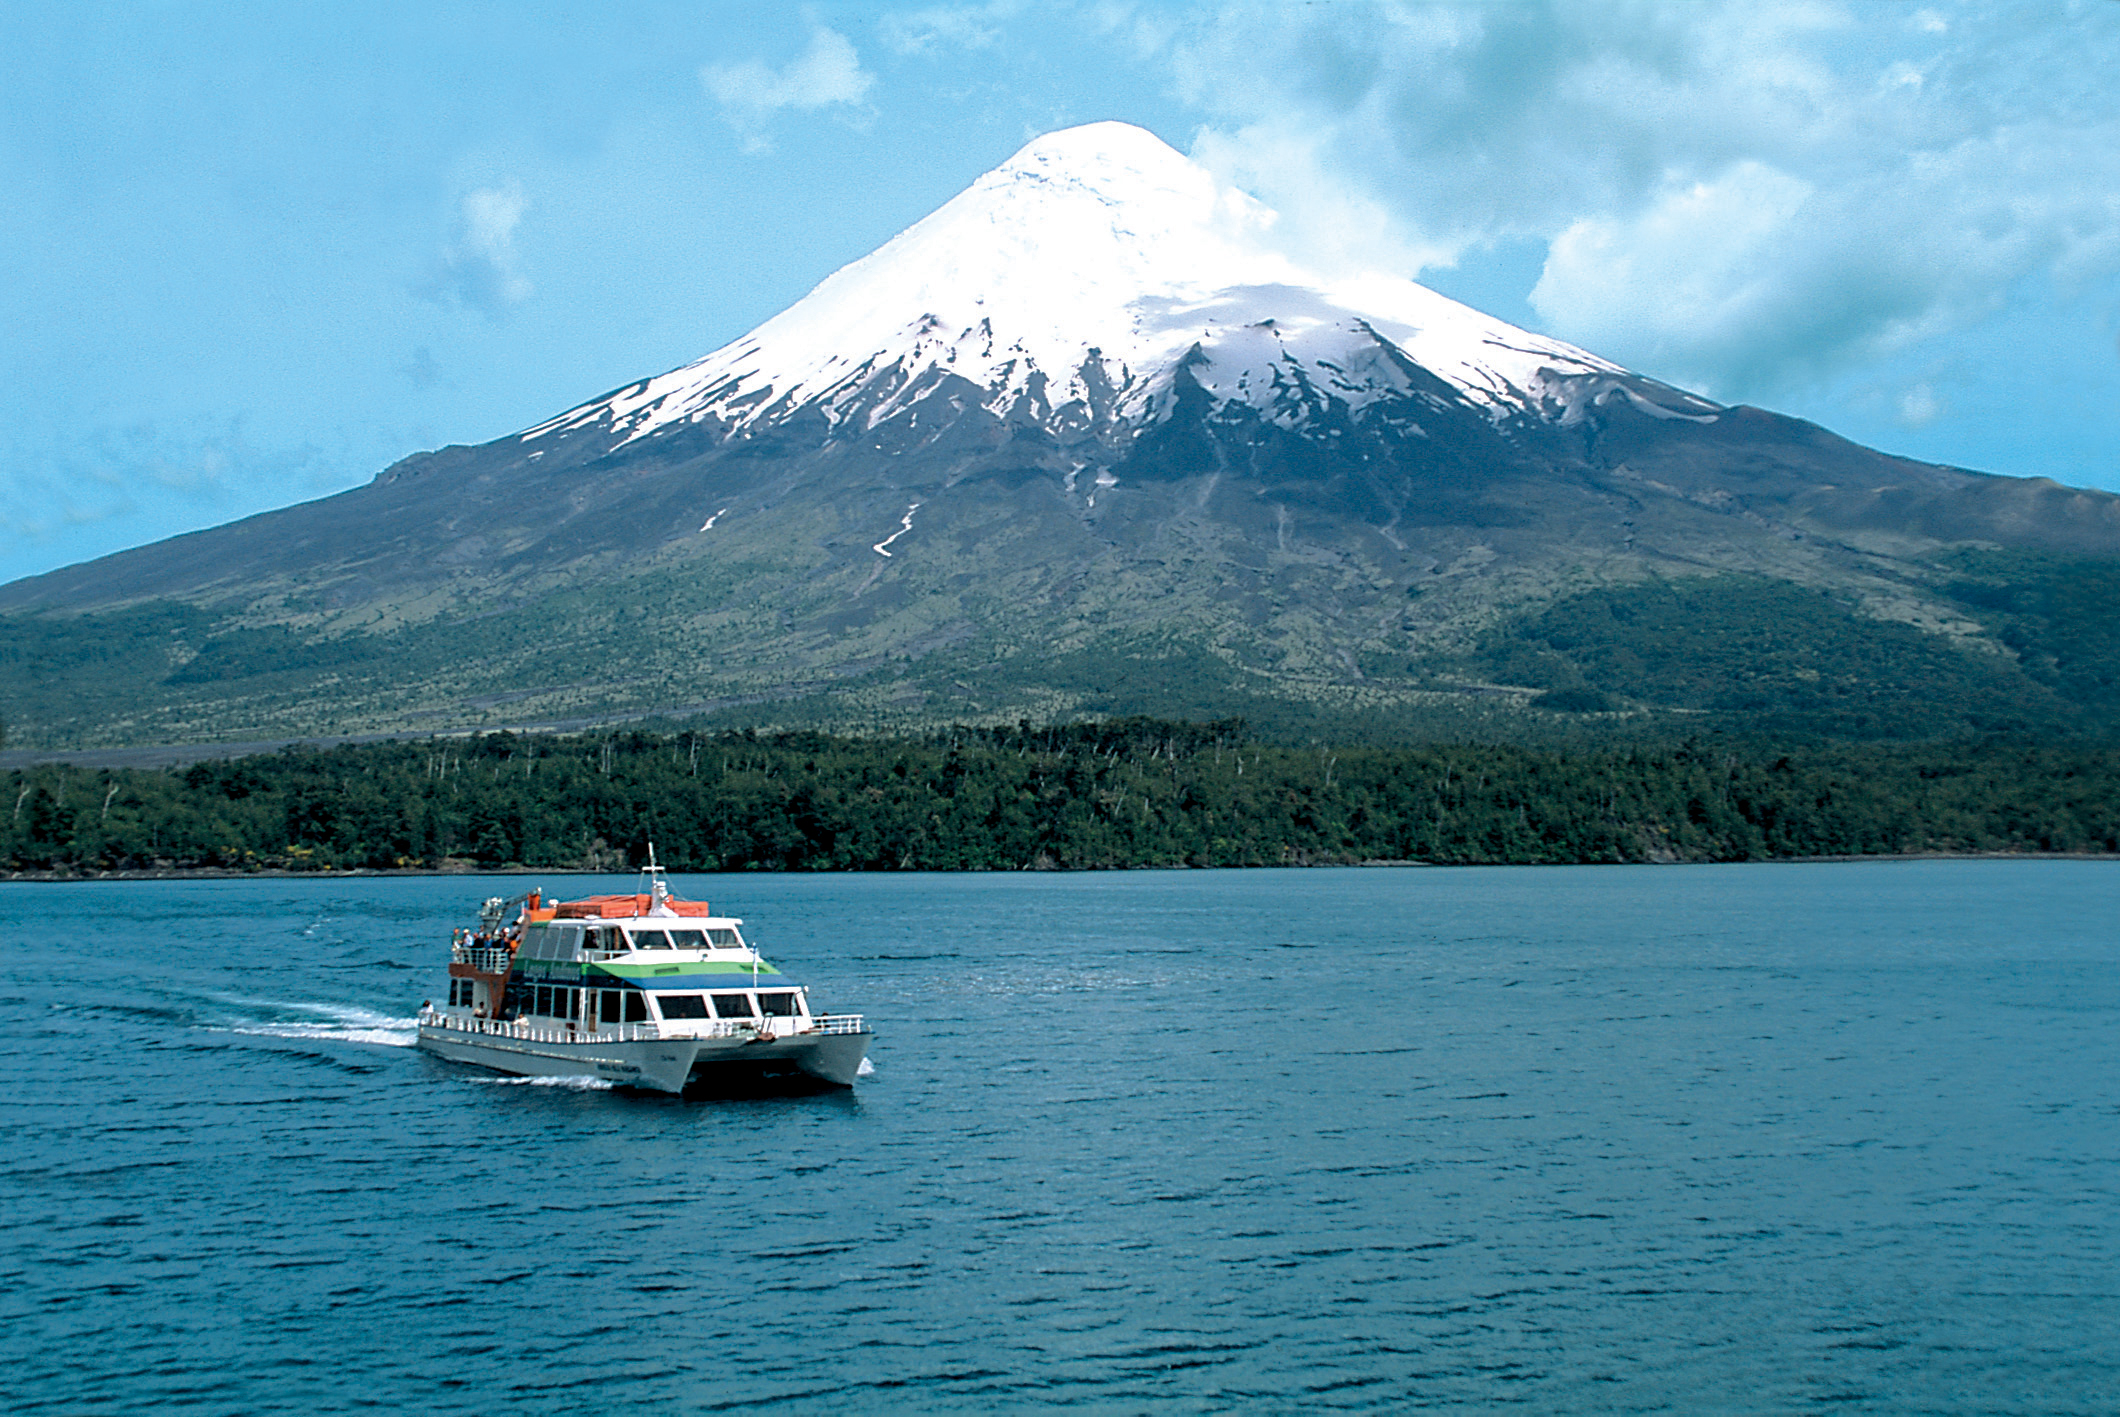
[20,119,2120,755]
[522,121,1712,453]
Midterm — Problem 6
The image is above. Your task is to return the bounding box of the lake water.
[4,862,2118,1413]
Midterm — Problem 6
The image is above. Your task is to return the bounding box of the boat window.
[666,929,706,950]
[629,930,671,951]
[657,994,709,1020]
[707,928,742,948]
[600,990,623,1024]
[757,992,798,1017]
[711,993,756,1020]
[624,992,648,1023]
[534,985,552,1015]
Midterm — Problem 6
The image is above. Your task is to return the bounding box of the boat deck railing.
[418,1009,866,1042]
[419,1011,664,1045]
[450,944,515,972]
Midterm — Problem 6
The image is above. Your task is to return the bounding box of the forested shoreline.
[5,719,2120,875]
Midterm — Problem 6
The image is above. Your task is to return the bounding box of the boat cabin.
[439,885,814,1039]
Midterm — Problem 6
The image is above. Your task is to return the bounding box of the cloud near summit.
[705,23,876,153]
[433,184,532,314]
[1140,0,2120,402]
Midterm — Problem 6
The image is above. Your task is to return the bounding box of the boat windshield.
[629,929,672,950]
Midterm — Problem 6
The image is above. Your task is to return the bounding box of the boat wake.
[857,1057,876,1077]
[219,1001,420,1048]
[468,1074,615,1090]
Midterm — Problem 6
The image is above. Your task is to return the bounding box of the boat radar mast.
[642,843,674,917]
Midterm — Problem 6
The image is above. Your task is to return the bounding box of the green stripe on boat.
[591,960,783,979]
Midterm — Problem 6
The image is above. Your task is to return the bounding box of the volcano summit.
[7,122,2120,749]
[523,121,1693,450]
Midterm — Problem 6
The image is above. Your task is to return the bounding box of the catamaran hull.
[417,1026,870,1094]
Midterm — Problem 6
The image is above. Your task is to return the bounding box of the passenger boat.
[415,856,870,1093]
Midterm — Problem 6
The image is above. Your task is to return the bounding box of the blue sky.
[4,1,2117,586]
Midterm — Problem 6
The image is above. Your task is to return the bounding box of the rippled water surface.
[6,862,2119,1412]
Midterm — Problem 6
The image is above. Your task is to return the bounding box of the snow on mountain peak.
[523,122,1667,450]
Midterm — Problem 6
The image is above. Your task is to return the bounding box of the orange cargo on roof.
[551,894,713,918]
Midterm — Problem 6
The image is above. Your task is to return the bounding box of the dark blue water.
[4,862,2118,1413]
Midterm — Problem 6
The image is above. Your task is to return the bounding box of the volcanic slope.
[7,120,2120,749]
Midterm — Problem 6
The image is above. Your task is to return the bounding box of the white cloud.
[1187,123,1453,282]
[1133,0,2120,401]
[880,3,1015,56]
[1529,115,2120,396]
[435,183,531,313]
[704,23,875,154]
[1899,382,1943,426]
[1531,162,1817,387]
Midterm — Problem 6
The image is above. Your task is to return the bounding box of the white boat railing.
[450,945,515,972]
[418,1010,664,1045]
[418,1007,867,1041]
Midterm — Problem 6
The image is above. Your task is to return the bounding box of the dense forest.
[5,719,2119,874]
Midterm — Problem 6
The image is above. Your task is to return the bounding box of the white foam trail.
[857,1057,876,1076]
[468,1074,615,1090]
[231,1022,419,1047]
[219,1001,421,1048]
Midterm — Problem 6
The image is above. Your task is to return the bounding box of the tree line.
[5,719,2120,874]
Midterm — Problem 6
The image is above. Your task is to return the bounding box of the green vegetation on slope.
[1940,549,2120,707]
[1458,570,2120,738]
[12,553,2120,749]
[6,719,2118,874]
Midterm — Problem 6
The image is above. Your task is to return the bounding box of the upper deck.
[449,869,796,983]
[513,914,768,966]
